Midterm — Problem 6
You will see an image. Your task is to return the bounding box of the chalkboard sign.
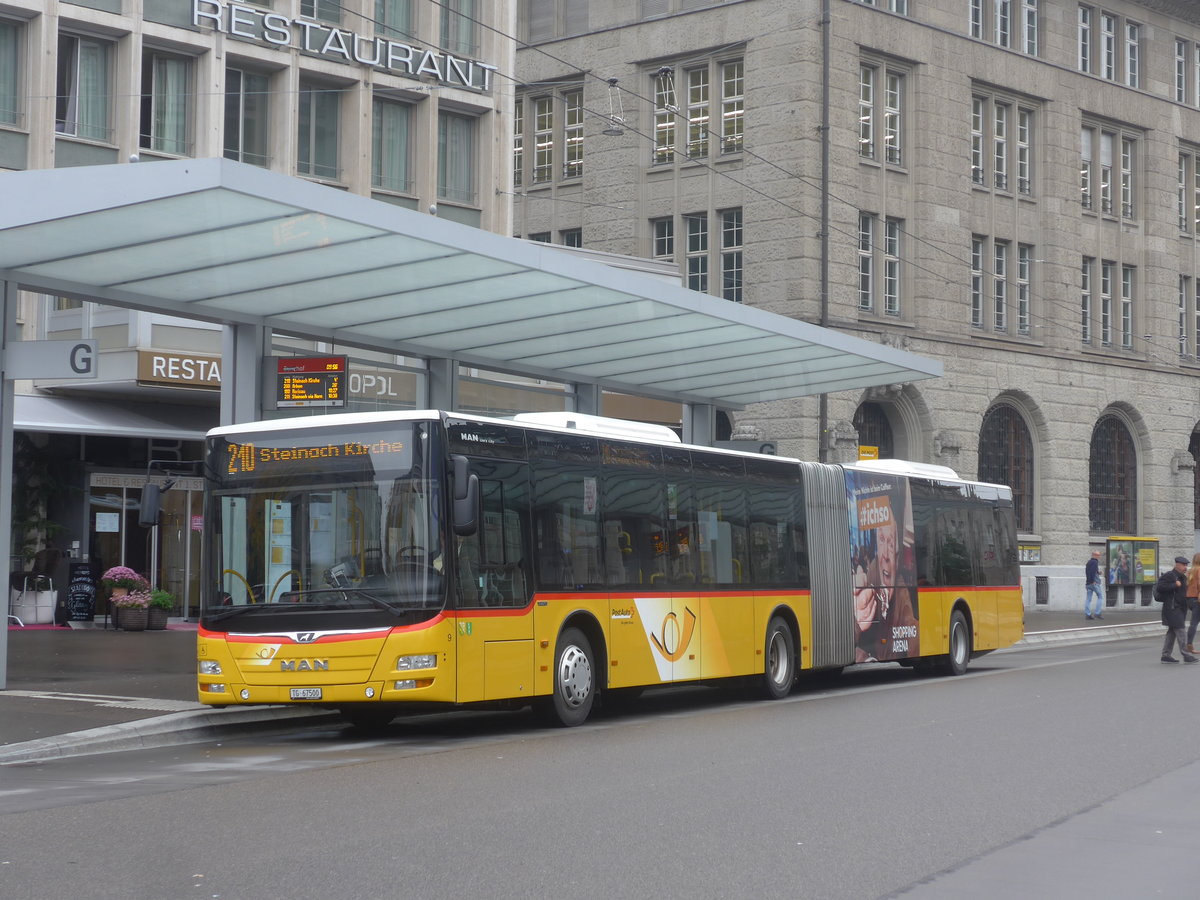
[66,562,97,622]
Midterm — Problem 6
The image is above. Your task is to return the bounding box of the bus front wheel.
[762,616,796,699]
[943,610,971,676]
[550,627,595,727]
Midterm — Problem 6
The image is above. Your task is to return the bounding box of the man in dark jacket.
[1157,556,1198,664]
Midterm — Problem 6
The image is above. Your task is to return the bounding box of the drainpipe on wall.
[817,0,831,462]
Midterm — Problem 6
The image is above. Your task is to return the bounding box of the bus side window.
[454,462,530,608]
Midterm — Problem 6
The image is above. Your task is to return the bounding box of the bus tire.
[943,610,971,676]
[550,627,595,727]
[762,616,796,700]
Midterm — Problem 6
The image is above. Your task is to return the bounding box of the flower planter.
[119,607,149,631]
[147,607,169,630]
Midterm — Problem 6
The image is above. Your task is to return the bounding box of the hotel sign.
[194,0,498,91]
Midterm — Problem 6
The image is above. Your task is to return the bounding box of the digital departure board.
[213,426,414,485]
[276,356,347,407]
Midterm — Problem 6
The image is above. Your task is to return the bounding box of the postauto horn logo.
[634,598,698,681]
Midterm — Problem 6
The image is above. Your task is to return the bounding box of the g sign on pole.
[2,340,98,379]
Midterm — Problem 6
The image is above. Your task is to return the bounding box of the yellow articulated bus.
[196,410,1023,727]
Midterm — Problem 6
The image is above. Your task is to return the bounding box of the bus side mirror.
[139,484,163,527]
[451,455,479,536]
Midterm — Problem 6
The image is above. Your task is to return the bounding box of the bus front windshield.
[202,421,446,629]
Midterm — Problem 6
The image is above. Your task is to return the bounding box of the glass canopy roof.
[0,159,940,408]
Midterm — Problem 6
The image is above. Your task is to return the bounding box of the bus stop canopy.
[0,158,940,408]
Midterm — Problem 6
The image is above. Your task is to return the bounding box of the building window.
[1078,5,1091,73]
[301,0,340,24]
[1016,108,1032,194]
[1081,124,1138,219]
[375,0,411,39]
[1088,414,1137,533]
[1124,22,1139,88]
[1179,275,1191,358]
[532,96,553,183]
[684,214,708,293]
[440,0,477,57]
[560,228,582,248]
[528,232,550,243]
[1079,7,1138,85]
[859,213,875,312]
[721,60,744,153]
[0,19,18,126]
[685,67,710,159]
[859,62,904,166]
[1177,39,1188,103]
[518,86,585,184]
[56,33,112,142]
[438,112,477,204]
[526,0,588,41]
[1120,264,1134,350]
[513,98,523,188]
[563,90,583,178]
[859,212,902,316]
[720,208,743,303]
[653,69,676,164]
[652,218,674,261]
[372,97,412,193]
[652,58,743,165]
[971,237,985,327]
[1100,259,1113,347]
[973,236,1031,336]
[969,1,1035,54]
[1179,149,1200,233]
[140,51,192,156]
[992,240,1008,332]
[854,0,908,12]
[298,81,340,180]
[1081,256,1093,345]
[979,404,1034,532]
[1017,244,1032,336]
[224,68,269,167]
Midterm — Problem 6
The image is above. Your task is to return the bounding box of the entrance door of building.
[88,473,204,618]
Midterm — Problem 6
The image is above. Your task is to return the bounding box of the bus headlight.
[397,654,437,670]
[394,680,417,690]
[199,660,222,675]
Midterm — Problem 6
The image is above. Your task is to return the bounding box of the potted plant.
[112,588,152,631]
[100,567,149,628]
[147,589,174,630]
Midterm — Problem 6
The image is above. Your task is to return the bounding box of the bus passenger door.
[453,466,534,704]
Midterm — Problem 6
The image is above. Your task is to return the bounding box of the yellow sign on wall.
[858,445,879,460]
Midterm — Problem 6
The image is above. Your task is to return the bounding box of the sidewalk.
[0,603,1166,764]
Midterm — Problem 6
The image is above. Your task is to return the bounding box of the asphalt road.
[1,636,1197,900]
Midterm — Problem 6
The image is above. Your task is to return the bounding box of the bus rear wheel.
[943,610,971,676]
[762,616,796,699]
[549,627,595,727]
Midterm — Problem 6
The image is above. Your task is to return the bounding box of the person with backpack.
[1156,556,1199,664]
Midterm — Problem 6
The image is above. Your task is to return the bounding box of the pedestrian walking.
[1084,549,1104,620]
[1156,556,1199,664]
[1187,552,1200,654]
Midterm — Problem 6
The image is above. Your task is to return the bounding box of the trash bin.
[10,573,56,625]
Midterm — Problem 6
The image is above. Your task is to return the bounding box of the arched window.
[853,401,894,459]
[1089,415,1137,533]
[979,404,1034,532]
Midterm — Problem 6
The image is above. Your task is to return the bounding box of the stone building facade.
[513,0,1200,600]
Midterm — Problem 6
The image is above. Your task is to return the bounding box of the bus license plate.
[290,688,322,700]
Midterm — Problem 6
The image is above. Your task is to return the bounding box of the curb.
[0,705,341,766]
[1013,622,1162,647]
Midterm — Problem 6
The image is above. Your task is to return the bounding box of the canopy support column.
[221,323,268,426]
[426,358,458,410]
[572,383,601,416]
[0,279,16,689]
[683,403,717,447]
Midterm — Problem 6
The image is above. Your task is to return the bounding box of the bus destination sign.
[277,356,347,408]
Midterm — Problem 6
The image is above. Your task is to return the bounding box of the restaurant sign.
[194,0,498,91]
